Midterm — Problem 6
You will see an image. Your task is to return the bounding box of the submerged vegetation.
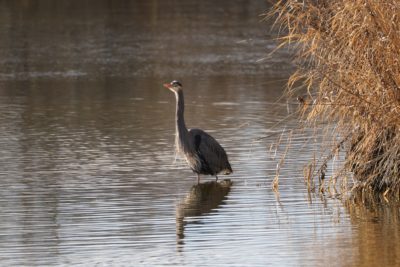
[270,0,400,198]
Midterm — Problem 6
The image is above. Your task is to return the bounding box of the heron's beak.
[163,83,172,89]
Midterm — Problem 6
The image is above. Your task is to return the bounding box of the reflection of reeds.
[269,0,400,198]
[344,195,400,266]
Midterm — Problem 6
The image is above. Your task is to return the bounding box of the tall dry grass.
[269,0,400,197]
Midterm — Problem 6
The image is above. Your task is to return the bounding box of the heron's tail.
[223,163,233,175]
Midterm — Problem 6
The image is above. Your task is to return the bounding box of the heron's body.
[164,81,232,183]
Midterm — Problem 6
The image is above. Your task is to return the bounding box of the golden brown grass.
[269,0,400,198]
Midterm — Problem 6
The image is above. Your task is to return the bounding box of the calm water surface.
[0,1,399,266]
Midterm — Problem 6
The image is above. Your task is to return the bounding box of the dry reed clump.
[269,0,400,198]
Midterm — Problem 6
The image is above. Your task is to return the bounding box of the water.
[0,1,399,266]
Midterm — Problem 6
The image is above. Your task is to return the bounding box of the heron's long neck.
[175,90,188,143]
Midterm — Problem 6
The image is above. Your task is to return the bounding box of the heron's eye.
[171,80,182,87]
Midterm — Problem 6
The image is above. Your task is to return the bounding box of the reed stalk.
[269,0,400,198]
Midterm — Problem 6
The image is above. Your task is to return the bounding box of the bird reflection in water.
[176,179,233,245]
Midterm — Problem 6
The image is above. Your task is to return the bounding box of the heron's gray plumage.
[165,80,232,182]
[188,128,232,175]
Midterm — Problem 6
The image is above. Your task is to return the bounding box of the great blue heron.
[163,80,233,183]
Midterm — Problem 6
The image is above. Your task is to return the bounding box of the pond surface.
[0,1,399,266]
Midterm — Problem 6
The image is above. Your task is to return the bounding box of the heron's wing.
[189,128,231,173]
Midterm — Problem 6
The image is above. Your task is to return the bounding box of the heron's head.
[163,80,182,93]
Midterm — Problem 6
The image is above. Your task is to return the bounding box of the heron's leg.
[215,175,219,182]
[197,173,200,184]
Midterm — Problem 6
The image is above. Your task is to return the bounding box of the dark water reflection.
[176,180,233,243]
[0,0,399,266]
